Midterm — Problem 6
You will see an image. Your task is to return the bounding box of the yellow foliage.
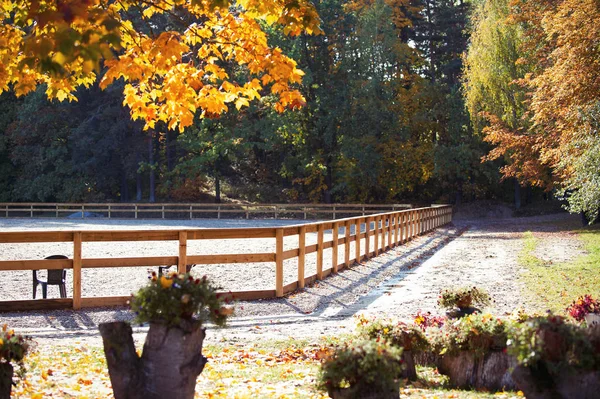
[0,0,323,131]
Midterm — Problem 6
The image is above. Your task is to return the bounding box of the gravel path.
[0,212,585,346]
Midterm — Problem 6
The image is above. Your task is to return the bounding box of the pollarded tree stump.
[328,381,400,399]
[0,363,13,399]
[512,365,600,399]
[401,351,417,381]
[99,321,207,399]
[438,351,516,391]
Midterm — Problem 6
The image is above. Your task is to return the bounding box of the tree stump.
[99,321,207,399]
[445,307,480,319]
[0,363,13,399]
[512,365,600,399]
[438,351,516,391]
[328,381,400,399]
[401,351,417,381]
[413,351,439,367]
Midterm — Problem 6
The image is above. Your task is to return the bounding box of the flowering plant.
[438,286,491,310]
[317,339,403,395]
[566,295,600,322]
[507,314,599,371]
[130,272,232,328]
[356,316,429,352]
[429,313,507,358]
[0,324,31,376]
[413,311,446,330]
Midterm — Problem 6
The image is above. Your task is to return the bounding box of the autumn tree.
[0,0,321,131]
[515,0,600,220]
[464,0,600,216]
[462,0,541,207]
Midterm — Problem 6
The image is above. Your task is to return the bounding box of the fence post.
[246,207,249,219]
[393,213,398,247]
[344,220,350,267]
[333,205,336,220]
[355,219,361,263]
[365,217,371,258]
[218,205,221,219]
[274,205,278,219]
[374,216,379,256]
[73,232,82,310]
[30,204,33,218]
[298,226,306,289]
[135,205,138,219]
[108,205,111,219]
[5,205,7,217]
[362,206,365,216]
[332,222,339,273]
[162,205,165,219]
[178,231,187,274]
[276,228,284,297]
[303,207,307,220]
[317,224,324,280]
[81,205,84,218]
[189,205,192,220]
[387,215,392,249]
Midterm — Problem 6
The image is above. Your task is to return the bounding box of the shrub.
[130,272,232,328]
[318,339,403,394]
[356,316,429,352]
[429,313,507,358]
[438,286,491,310]
[0,325,32,377]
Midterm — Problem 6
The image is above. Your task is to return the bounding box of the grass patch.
[519,227,600,313]
[11,337,524,399]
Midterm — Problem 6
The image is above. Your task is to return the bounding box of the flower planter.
[512,365,600,399]
[445,306,480,319]
[438,351,517,391]
[100,320,207,399]
[328,381,400,399]
[0,363,13,399]
[584,313,600,327]
[401,351,417,381]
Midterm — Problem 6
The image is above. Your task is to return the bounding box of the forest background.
[0,0,598,221]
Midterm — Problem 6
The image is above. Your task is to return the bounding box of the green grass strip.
[519,227,600,313]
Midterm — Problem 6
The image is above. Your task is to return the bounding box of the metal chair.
[33,255,68,299]
[158,264,195,276]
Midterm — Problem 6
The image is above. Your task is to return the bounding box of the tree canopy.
[0,0,321,131]
[463,0,600,219]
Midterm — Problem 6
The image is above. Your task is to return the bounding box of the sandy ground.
[0,212,585,346]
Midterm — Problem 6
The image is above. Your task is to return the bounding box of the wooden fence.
[0,205,452,312]
[0,202,411,220]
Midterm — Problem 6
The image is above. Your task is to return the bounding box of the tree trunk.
[120,170,129,202]
[136,152,143,202]
[214,170,221,203]
[99,321,208,399]
[438,351,517,391]
[401,351,417,381]
[148,134,156,203]
[455,180,463,206]
[323,161,333,204]
[98,322,144,399]
[0,363,13,399]
[514,179,521,210]
[512,365,600,399]
[328,381,400,399]
[511,365,560,399]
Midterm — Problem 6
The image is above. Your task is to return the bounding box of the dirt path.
[1,212,584,346]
